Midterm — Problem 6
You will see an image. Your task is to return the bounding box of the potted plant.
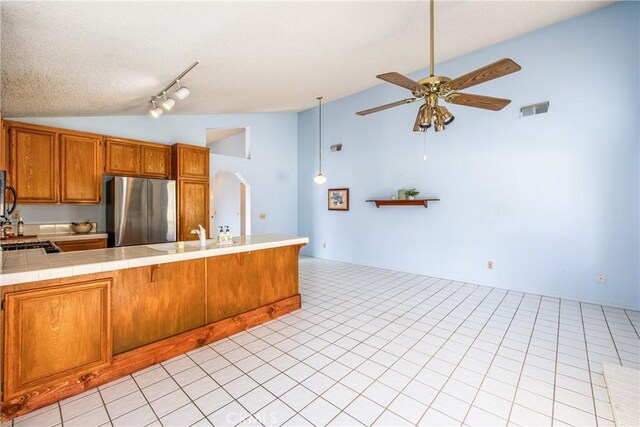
[404,188,420,200]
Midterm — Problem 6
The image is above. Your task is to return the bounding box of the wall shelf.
[366,199,440,208]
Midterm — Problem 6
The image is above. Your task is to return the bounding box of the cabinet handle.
[150,265,160,283]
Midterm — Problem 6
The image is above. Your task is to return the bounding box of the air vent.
[520,101,549,118]
[331,144,342,152]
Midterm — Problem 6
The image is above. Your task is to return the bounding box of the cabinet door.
[178,180,209,241]
[105,139,140,176]
[112,259,206,354]
[9,127,58,203]
[60,134,103,203]
[174,144,209,181]
[3,280,112,399]
[141,144,170,178]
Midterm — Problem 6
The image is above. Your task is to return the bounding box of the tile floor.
[7,257,640,427]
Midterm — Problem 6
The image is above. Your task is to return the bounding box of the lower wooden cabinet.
[112,259,206,354]
[53,238,107,252]
[3,280,112,399]
[206,246,299,322]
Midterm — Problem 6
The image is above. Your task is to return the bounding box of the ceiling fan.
[356,0,521,133]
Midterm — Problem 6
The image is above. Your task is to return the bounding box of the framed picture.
[328,188,349,211]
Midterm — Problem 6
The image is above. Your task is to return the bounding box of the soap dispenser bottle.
[217,226,225,245]
[224,226,232,244]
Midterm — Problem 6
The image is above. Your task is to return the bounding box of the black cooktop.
[0,240,61,254]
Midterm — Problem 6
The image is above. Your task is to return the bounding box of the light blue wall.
[297,2,640,309]
[11,113,298,236]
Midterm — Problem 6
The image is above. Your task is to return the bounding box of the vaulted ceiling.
[0,1,612,117]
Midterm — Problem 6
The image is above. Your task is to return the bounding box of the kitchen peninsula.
[0,234,308,421]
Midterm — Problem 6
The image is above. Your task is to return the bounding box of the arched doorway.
[210,171,251,238]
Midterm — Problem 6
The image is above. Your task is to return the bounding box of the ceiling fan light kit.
[148,61,199,117]
[356,0,521,133]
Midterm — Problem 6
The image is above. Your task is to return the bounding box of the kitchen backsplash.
[12,205,105,232]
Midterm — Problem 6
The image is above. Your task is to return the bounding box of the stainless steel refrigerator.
[106,176,177,247]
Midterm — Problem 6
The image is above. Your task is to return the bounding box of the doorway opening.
[211,172,251,238]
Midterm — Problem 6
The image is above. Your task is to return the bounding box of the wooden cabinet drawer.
[3,280,112,399]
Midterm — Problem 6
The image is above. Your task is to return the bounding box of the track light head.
[162,92,176,111]
[150,100,164,118]
[174,80,191,100]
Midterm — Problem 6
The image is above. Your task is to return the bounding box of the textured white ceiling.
[0,0,612,117]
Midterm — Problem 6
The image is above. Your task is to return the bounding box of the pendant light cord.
[317,96,323,173]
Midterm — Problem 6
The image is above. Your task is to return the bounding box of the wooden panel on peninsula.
[112,259,206,354]
[206,245,299,323]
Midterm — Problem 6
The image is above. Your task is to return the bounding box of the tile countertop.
[0,234,309,286]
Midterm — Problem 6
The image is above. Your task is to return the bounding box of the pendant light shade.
[314,96,327,185]
[313,173,327,184]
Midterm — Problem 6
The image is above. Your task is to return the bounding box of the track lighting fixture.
[148,61,199,117]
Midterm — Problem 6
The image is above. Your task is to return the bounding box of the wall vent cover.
[521,101,549,118]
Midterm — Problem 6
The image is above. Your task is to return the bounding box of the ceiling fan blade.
[377,72,427,93]
[446,58,521,92]
[445,93,511,111]
[356,98,417,116]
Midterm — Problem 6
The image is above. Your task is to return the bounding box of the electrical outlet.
[259,213,266,220]
[487,261,494,269]
[597,274,605,284]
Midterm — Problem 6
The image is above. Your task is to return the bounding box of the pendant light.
[313,96,327,185]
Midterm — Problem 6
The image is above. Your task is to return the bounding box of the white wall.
[11,113,298,236]
[297,2,640,309]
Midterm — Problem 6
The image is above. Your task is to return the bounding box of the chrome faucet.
[190,224,207,247]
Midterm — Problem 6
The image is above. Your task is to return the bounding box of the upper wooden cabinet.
[178,180,209,241]
[172,143,210,241]
[60,133,103,204]
[104,138,140,176]
[3,279,112,400]
[141,144,170,178]
[9,125,59,203]
[105,138,170,179]
[172,143,209,181]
